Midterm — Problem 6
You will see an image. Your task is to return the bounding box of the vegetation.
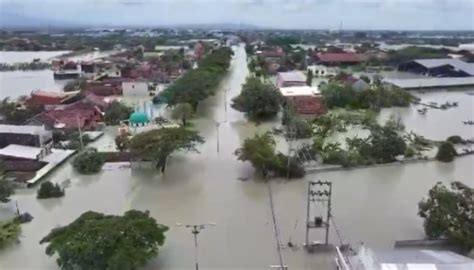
[231,77,282,120]
[171,103,194,126]
[386,46,447,65]
[320,82,415,110]
[115,135,130,152]
[72,148,105,174]
[130,127,204,173]
[0,219,21,248]
[37,181,65,199]
[234,132,305,178]
[157,47,233,108]
[447,135,463,144]
[40,210,168,270]
[104,101,133,125]
[418,182,473,252]
[436,142,457,162]
[0,98,43,125]
[306,69,313,86]
[0,180,14,203]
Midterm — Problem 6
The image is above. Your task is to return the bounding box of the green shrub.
[37,181,64,199]
[447,135,463,144]
[72,148,105,174]
[404,147,416,158]
[436,142,457,162]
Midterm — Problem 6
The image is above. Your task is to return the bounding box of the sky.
[1,0,473,30]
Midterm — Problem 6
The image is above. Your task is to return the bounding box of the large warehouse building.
[398,58,474,77]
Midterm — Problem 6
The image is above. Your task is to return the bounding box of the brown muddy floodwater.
[0,45,473,270]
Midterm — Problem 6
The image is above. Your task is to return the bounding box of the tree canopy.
[40,210,169,270]
[436,142,457,162]
[104,101,133,125]
[231,77,281,120]
[235,132,305,178]
[130,127,204,172]
[72,148,105,174]
[37,181,65,199]
[418,181,473,252]
[157,47,233,107]
[0,161,14,203]
[171,103,194,126]
[0,98,43,125]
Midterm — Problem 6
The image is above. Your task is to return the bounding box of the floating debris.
[462,120,474,125]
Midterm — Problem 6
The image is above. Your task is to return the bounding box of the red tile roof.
[316,53,369,63]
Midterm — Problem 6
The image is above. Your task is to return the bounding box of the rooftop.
[279,85,320,96]
[277,71,306,82]
[31,90,68,98]
[0,144,42,160]
[384,77,474,89]
[316,52,369,63]
[412,59,474,76]
[0,124,47,135]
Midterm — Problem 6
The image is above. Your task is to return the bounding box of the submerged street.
[0,44,473,270]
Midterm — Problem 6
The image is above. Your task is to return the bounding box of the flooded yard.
[0,44,473,269]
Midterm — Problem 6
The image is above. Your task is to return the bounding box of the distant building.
[279,86,327,115]
[398,59,474,77]
[194,41,205,60]
[307,65,338,77]
[25,90,77,106]
[277,71,307,88]
[0,124,53,149]
[122,81,149,97]
[314,52,369,66]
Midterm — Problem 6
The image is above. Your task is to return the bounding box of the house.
[277,71,307,88]
[86,79,124,96]
[279,86,327,115]
[333,73,370,91]
[314,52,369,66]
[0,124,53,149]
[122,80,149,97]
[25,94,108,130]
[398,58,474,77]
[25,90,77,106]
[307,65,338,77]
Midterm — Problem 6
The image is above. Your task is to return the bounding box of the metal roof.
[383,77,474,89]
[279,86,320,96]
[0,124,47,135]
[277,71,306,82]
[0,144,42,160]
[348,246,474,270]
[413,59,474,76]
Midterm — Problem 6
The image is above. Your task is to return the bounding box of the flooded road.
[0,44,473,269]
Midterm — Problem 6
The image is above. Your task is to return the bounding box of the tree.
[130,128,204,173]
[359,75,371,84]
[0,161,14,203]
[37,181,64,199]
[235,132,304,178]
[172,103,193,126]
[72,148,105,174]
[231,77,281,120]
[40,210,168,270]
[436,142,457,162]
[235,132,277,177]
[418,182,473,252]
[115,135,130,152]
[0,98,43,125]
[447,135,463,144]
[104,101,133,125]
[369,126,406,163]
[306,70,313,86]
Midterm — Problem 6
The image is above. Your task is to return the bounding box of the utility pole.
[215,122,220,153]
[305,180,332,248]
[224,88,228,123]
[176,223,216,270]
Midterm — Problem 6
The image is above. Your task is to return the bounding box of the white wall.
[308,65,338,77]
[122,81,148,97]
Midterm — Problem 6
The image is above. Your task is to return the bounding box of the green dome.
[129,111,150,124]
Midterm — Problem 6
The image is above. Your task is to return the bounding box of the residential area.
[0,4,473,270]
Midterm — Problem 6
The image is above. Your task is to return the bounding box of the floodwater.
[0,44,473,270]
[0,50,118,100]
